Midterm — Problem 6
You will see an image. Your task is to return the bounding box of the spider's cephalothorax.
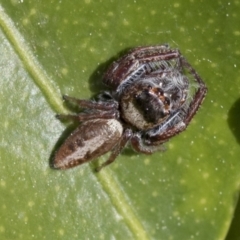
[53,45,207,171]
[118,70,189,130]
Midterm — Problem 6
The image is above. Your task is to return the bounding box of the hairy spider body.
[53,45,207,171]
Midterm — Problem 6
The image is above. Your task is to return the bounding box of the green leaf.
[0,1,240,239]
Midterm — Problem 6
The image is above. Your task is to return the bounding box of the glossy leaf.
[0,1,240,239]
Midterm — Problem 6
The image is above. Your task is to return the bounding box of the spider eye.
[164,97,170,106]
[151,87,164,96]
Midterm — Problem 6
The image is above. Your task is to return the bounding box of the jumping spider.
[53,45,207,171]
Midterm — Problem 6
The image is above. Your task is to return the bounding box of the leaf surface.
[0,1,240,239]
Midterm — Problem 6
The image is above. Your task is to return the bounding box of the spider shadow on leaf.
[227,97,240,145]
[49,121,79,170]
[88,47,134,95]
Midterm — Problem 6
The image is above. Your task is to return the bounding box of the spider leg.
[57,95,119,122]
[56,110,119,122]
[63,95,118,110]
[131,133,166,154]
[180,56,206,88]
[146,90,207,145]
[104,46,182,90]
[179,56,207,124]
[95,129,132,172]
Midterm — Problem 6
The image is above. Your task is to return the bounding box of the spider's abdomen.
[54,119,123,169]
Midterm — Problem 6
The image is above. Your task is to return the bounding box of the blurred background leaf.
[0,1,240,239]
